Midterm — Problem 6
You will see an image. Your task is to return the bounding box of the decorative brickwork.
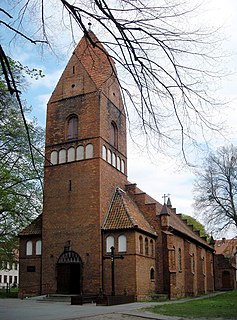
[19,31,215,300]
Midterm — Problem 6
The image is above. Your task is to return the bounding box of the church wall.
[155,230,166,294]
[99,91,127,223]
[170,236,185,298]
[41,62,128,295]
[135,232,156,300]
[45,92,100,148]
[184,240,193,295]
[18,236,41,297]
[196,246,205,294]
[206,251,214,292]
[41,158,102,295]
[102,230,136,296]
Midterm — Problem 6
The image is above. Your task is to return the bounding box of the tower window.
[67,115,78,140]
[112,152,116,167]
[121,160,125,174]
[116,156,121,171]
[76,145,84,160]
[50,151,58,165]
[111,121,118,148]
[108,149,112,164]
[85,144,93,159]
[67,147,75,162]
[102,145,107,160]
[59,149,66,164]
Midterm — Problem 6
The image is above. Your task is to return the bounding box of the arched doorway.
[56,250,82,294]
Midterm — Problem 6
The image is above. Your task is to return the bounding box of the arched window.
[150,239,154,257]
[118,235,126,252]
[102,145,107,160]
[150,268,155,280]
[59,149,66,164]
[139,235,143,254]
[106,236,114,253]
[116,156,121,171]
[67,115,78,140]
[36,240,42,255]
[202,256,205,275]
[26,241,33,256]
[76,145,84,160]
[121,160,125,174]
[112,152,116,167]
[108,149,112,164]
[145,238,149,255]
[85,144,93,159]
[50,151,58,165]
[191,253,195,273]
[67,147,75,162]
[111,121,118,148]
[178,248,182,272]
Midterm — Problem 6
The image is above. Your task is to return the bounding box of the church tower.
[41,31,127,295]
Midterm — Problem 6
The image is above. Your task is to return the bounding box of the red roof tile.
[126,183,213,249]
[215,238,237,256]
[102,188,157,236]
[74,31,116,89]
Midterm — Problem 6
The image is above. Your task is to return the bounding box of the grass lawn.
[146,291,237,319]
[0,288,18,298]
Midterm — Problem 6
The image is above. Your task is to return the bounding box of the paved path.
[0,292,225,320]
[0,299,174,320]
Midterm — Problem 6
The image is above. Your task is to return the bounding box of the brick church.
[18,31,215,300]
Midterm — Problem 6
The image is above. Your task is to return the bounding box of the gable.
[102,187,156,236]
[49,31,119,103]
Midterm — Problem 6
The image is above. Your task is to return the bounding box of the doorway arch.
[56,250,82,294]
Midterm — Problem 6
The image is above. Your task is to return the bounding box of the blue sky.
[2,0,237,237]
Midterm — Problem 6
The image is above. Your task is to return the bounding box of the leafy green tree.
[181,214,209,240]
[194,145,237,236]
[0,58,44,267]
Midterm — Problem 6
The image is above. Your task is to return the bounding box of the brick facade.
[19,31,215,300]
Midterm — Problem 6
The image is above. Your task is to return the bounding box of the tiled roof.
[215,238,237,256]
[102,188,156,236]
[125,183,213,249]
[167,210,212,248]
[74,31,116,89]
[19,215,42,236]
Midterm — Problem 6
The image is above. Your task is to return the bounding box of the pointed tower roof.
[74,31,116,89]
[167,197,172,207]
[160,203,170,216]
[49,31,122,104]
[102,188,156,236]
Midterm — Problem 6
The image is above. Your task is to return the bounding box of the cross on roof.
[162,193,170,204]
